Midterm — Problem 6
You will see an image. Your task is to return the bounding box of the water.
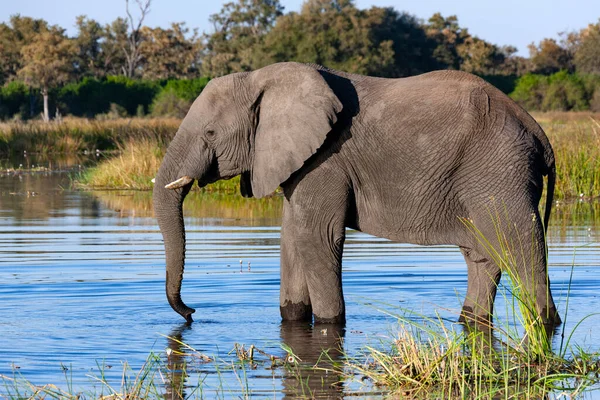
[0,165,599,398]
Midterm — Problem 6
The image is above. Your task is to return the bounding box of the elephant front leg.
[280,194,347,324]
[459,247,501,327]
[280,223,313,322]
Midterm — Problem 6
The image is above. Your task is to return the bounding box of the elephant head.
[153,63,343,321]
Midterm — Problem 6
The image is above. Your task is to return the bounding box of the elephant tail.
[543,162,555,234]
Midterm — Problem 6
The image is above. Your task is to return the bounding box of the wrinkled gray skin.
[153,62,560,327]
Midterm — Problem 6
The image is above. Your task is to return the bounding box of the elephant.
[153,62,561,327]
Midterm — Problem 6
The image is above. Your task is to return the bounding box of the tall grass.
[534,112,600,199]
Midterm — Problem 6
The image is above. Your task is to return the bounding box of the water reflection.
[164,323,192,400]
[280,322,345,399]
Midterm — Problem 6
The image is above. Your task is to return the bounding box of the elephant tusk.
[165,176,193,190]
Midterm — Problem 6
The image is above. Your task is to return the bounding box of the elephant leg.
[505,214,561,327]
[280,214,312,322]
[465,208,561,328]
[280,176,349,324]
[459,247,501,326]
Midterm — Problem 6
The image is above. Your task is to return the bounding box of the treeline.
[1,0,600,121]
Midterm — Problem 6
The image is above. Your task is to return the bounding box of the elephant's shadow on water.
[162,322,347,399]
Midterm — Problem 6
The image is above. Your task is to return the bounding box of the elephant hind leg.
[462,208,561,328]
[459,247,501,328]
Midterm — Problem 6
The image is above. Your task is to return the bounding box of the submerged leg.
[459,247,502,327]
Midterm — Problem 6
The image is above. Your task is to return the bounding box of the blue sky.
[2,0,599,56]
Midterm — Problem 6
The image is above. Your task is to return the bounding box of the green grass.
[0,342,306,399]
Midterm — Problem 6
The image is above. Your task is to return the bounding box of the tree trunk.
[42,87,49,122]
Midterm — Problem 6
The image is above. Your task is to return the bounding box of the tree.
[122,0,152,78]
[18,27,76,121]
[202,0,284,76]
[457,36,505,75]
[140,22,201,79]
[0,15,49,85]
[425,13,467,70]
[528,38,572,74]
[74,16,104,79]
[101,18,129,76]
[574,21,600,74]
[260,0,437,77]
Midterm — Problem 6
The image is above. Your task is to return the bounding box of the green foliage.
[479,74,517,94]
[542,70,587,111]
[0,81,29,119]
[150,77,210,118]
[59,76,160,117]
[161,77,210,102]
[260,1,438,77]
[150,90,192,118]
[510,73,548,110]
[511,71,599,111]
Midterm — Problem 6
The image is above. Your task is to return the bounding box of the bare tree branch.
[122,0,151,78]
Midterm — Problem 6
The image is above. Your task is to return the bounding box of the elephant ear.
[249,63,343,198]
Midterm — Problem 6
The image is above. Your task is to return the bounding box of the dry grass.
[0,117,179,154]
[76,138,166,190]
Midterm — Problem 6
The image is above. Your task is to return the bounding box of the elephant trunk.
[153,142,196,322]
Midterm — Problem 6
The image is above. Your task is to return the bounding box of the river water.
[0,161,599,398]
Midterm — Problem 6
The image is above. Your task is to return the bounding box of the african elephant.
[153,62,560,327]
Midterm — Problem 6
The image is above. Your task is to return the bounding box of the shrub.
[510,73,548,110]
[59,76,161,117]
[510,71,600,111]
[541,70,587,111]
[150,77,210,118]
[150,90,192,118]
[0,81,30,120]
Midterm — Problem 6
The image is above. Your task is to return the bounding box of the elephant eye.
[206,130,216,139]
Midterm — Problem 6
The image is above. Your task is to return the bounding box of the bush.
[541,70,587,111]
[161,77,210,102]
[510,73,548,110]
[150,77,210,118]
[510,71,600,111]
[0,81,30,120]
[59,76,161,117]
[480,74,518,95]
[150,90,192,118]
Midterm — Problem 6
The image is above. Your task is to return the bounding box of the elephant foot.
[540,305,562,328]
[280,301,312,322]
[313,313,345,325]
[459,306,493,330]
